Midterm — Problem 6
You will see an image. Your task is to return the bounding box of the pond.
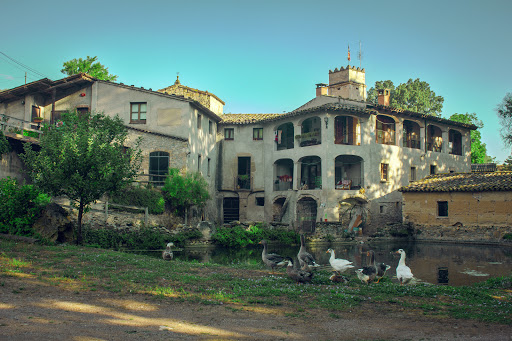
[143,241,512,286]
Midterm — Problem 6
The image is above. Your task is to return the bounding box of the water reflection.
[143,241,512,286]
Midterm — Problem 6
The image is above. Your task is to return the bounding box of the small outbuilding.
[399,172,512,241]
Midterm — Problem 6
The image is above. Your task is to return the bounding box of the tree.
[61,56,118,81]
[449,113,491,164]
[367,78,444,116]
[22,111,142,244]
[496,93,512,147]
[161,168,210,221]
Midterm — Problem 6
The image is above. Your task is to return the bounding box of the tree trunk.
[76,199,84,245]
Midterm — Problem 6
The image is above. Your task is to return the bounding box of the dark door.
[223,198,240,223]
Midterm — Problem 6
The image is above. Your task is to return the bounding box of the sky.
[1,0,511,162]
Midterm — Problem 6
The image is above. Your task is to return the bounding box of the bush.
[0,177,51,236]
[212,223,299,247]
[161,168,210,217]
[82,226,202,250]
[110,186,165,214]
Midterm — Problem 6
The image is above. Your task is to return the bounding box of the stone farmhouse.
[0,65,477,233]
[399,171,512,240]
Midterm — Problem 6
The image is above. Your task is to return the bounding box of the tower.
[327,66,367,101]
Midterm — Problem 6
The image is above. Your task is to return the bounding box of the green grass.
[1,239,511,324]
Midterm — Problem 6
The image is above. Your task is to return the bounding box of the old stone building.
[399,171,512,240]
[217,65,476,234]
[0,65,477,233]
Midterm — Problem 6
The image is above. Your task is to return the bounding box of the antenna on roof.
[347,44,351,66]
[358,41,363,68]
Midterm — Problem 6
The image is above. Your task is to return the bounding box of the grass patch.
[1,239,511,324]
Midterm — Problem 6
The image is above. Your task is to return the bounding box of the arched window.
[276,122,294,150]
[149,151,169,186]
[376,115,396,145]
[449,129,462,155]
[427,125,443,152]
[403,120,421,149]
[299,117,321,147]
[335,116,360,145]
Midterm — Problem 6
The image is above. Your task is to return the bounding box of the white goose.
[395,248,414,285]
[326,248,354,275]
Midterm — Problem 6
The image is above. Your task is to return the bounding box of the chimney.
[316,83,328,97]
[378,89,390,106]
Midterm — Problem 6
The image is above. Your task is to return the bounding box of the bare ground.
[1,275,511,341]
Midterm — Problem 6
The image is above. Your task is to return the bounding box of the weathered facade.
[399,172,512,238]
[1,66,477,233]
[217,66,475,233]
[0,74,222,220]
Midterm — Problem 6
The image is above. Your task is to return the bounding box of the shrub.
[82,226,202,250]
[0,177,51,236]
[161,168,210,217]
[212,223,299,247]
[110,186,165,214]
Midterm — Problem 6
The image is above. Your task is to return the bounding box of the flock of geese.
[259,236,414,285]
[162,237,414,285]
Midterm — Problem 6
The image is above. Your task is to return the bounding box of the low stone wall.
[413,224,512,244]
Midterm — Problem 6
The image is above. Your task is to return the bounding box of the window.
[207,158,211,177]
[379,205,385,214]
[76,106,89,116]
[198,155,202,173]
[410,167,416,181]
[430,165,437,175]
[438,201,448,217]
[225,128,234,140]
[376,115,396,145]
[149,151,169,186]
[209,120,213,135]
[197,114,202,129]
[380,163,389,182]
[130,102,147,123]
[255,197,265,206]
[253,128,263,140]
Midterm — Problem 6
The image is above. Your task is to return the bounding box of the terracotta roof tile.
[399,172,512,192]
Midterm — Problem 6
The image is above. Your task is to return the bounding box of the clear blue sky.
[1,0,511,162]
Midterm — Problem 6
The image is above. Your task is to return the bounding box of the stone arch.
[376,114,396,145]
[275,122,294,150]
[296,196,318,233]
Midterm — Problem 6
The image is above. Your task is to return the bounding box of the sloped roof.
[368,103,478,130]
[220,102,369,125]
[399,172,512,192]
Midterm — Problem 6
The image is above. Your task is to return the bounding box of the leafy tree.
[22,111,142,244]
[496,93,512,147]
[61,56,118,81]
[449,113,491,164]
[161,168,210,219]
[367,78,444,116]
[501,155,512,170]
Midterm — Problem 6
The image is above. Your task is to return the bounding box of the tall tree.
[367,78,444,116]
[22,111,142,244]
[61,56,118,81]
[449,113,490,164]
[496,93,512,147]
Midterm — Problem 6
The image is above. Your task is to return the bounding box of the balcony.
[274,174,292,191]
[296,132,321,147]
[1,115,43,141]
[235,175,251,190]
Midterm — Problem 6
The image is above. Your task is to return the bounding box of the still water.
[147,241,512,286]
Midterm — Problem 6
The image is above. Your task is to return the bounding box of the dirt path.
[1,276,511,341]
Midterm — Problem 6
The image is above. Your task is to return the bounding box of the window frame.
[197,114,202,129]
[410,166,417,182]
[130,102,147,124]
[380,163,389,182]
[225,128,234,140]
[209,120,213,135]
[253,127,263,140]
[437,201,448,217]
